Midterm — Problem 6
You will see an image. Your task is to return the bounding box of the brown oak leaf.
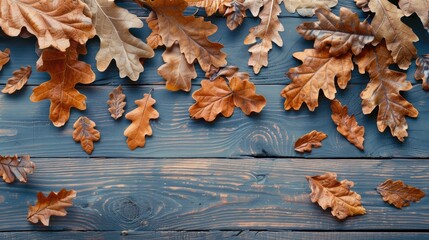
[399,0,429,30]
[224,0,247,30]
[186,0,227,16]
[124,93,159,150]
[72,116,101,155]
[2,66,31,94]
[307,172,366,220]
[415,55,429,90]
[84,0,154,81]
[355,41,418,141]
[284,0,338,17]
[189,75,266,122]
[146,11,163,49]
[377,179,426,209]
[30,42,96,127]
[0,0,95,51]
[294,130,327,153]
[297,7,374,57]
[0,48,10,70]
[281,49,354,111]
[27,189,76,226]
[0,155,35,183]
[107,85,127,120]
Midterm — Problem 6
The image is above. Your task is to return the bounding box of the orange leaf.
[186,0,227,16]
[27,189,76,226]
[224,0,247,30]
[294,130,327,153]
[0,48,10,70]
[30,41,96,127]
[107,85,127,120]
[0,155,35,183]
[124,93,159,150]
[73,116,101,155]
[415,55,429,91]
[1,66,31,94]
[377,179,425,209]
[146,12,163,50]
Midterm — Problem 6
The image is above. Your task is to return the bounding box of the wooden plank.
[0,158,427,231]
[0,85,428,158]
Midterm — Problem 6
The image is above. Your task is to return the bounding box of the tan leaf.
[243,0,264,17]
[124,93,159,150]
[377,179,426,209]
[331,100,365,150]
[415,55,429,90]
[0,155,35,183]
[27,189,76,226]
[297,7,374,56]
[146,12,163,49]
[354,0,370,12]
[30,41,96,127]
[224,0,246,30]
[0,48,10,70]
[186,0,227,16]
[307,172,366,220]
[189,75,266,121]
[72,116,101,155]
[84,0,154,81]
[368,0,418,69]
[107,85,127,120]
[284,0,338,17]
[2,66,31,94]
[355,41,418,141]
[244,0,283,74]
[294,130,327,153]
[399,0,429,29]
[281,49,354,111]
[0,0,95,51]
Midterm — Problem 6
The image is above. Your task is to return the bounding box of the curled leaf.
[415,55,429,91]
[73,116,101,155]
[377,179,425,209]
[0,155,35,183]
[294,130,327,153]
[107,85,127,120]
[2,66,31,94]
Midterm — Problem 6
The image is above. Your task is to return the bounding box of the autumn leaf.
[354,0,370,12]
[243,0,264,17]
[0,155,35,183]
[27,189,76,226]
[2,66,31,94]
[30,41,96,127]
[284,0,338,17]
[0,48,10,70]
[331,100,365,150]
[189,74,266,122]
[398,0,429,30]
[377,179,425,209]
[107,85,127,120]
[84,0,154,81]
[186,0,227,16]
[124,93,159,150]
[307,172,366,220]
[415,55,429,90]
[297,7,374,56]
[281,49,354,111]
[224,0,247,30]
[73,116,100,155]
[146,12,163,49]
[0,0,95,51]
[294,130,327,153]
[355,41,418,141]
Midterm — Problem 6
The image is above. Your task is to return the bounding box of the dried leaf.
[224,0,246,30]
[297,7,374,56]
[331,100,365,150]
[30,41,96,127]
[354,0,370,12]
[84,0,154,81]
[281,48,354,111]
[72,116,100,155]
[399,0,429,29]
[2,66,31,94]
[244,0,283,74]
[0,0,95,51]
[377,179,425,208]
[367,0,418,69]
[0,155,35,183]
[284,0,338,17]
[355,41,418,141]
[0,48,10,70]
[294,130,327,153]
[243,0,263,17]
[146,12,163,49]
[186,0,227,16]
[27,189,76,226]
[124,93,159,150]
[415,55,429,90]
[107,85,127,120]
[307,172,366,220]
[189,75,266,121]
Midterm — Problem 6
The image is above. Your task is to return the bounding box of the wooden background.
[0,0,428,239]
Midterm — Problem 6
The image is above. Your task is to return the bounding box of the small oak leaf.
[415,55,429,90]
[0,48,10,70]
[377,179,425,208]
[2,66,32,94]
[72,116,101,155]
[294,130,327,153]
[0,155,35,183]
[107,85,127,120]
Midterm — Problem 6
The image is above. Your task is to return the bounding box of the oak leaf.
[186,0,227,16]
[331,100,365,150]
[0,0,95,51]
[355,41,418,141]
[0,155,35,183]
[243,0,264,17]
[297,7,374,57]
[107,85,127,120]
[2,66,31,94]
[294,130,327,153]
[189,75,266,122]
[224,0,247,30]
[73,116,101,155]
[398,0,429,30]
[415,55,429,90]
[307,172,366,220]
[281,49,354,111]
[27,189,76,226]
[124,93,159,150]
[0,48,10,70]
[377,179,425,208]
[84,0,154,81]
[146,12,163,50]
[284,0,338,17]
[30,41,96,127]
